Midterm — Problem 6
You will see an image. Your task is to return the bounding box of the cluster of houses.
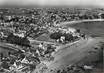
[0,41,57,73]
[49,25,85,44]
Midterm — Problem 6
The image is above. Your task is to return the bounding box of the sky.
[0,0,104,7]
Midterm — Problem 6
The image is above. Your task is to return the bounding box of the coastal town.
[0,8,104,73]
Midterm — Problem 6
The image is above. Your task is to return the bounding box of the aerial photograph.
[0,0,104,73]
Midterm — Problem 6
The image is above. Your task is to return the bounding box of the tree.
[76,29,80,33]
[101,14,104,19]
[64,33,73,41]
[6,33,30,47]
[50,32,62,40]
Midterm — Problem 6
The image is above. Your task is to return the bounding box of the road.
[57,19,104,27]
[0,42,20,51]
